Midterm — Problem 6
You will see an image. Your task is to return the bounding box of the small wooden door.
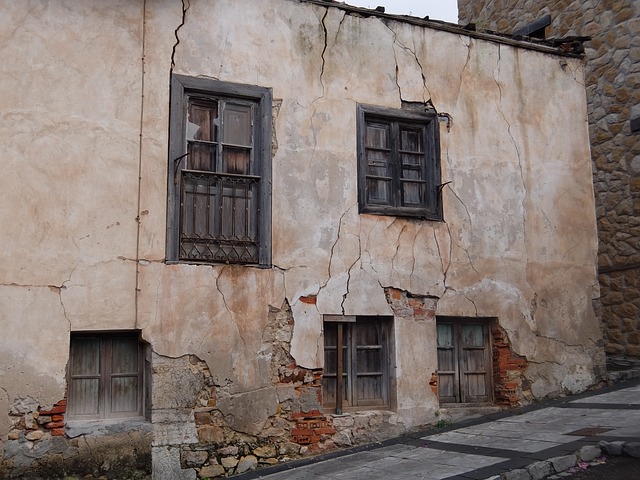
[437,319,492,404]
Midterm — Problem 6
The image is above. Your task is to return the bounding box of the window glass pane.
[111,377,139,413]
[111,337,139,374]
[187,101,217,142]
[222,104,252,147]
[71,338,100,375]
[69,379,100,415]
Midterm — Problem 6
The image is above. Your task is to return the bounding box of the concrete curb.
[484,441,640,480]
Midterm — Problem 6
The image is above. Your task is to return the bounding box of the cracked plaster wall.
[0,0,144,444]
[1,0,603,471]
[138,0,601,409]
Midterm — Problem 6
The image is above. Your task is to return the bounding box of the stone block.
[579,445,601,462]
[253,445,277,458]
[623,442,640,458]
[152,354,207,410]
[181,450,208,467]
[236,455,258,474]
[501,469,532,480]
[221,456,239,468]
[25,430,44,441]
[527,460,552,480]
[217,445,239,456]
[217,388,278,436]
[549,454,577,473]
[199,464,225,477]
[152,421,198,447]
[152,446,196,480]
[198,425,225,444]
[600,440,624,456]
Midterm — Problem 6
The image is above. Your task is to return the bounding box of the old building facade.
[1,0,603,478]
[458,0,640,361]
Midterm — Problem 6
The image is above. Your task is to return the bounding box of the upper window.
[68,332,147,421]
[322,316,392,414]
[357,104,442,220]
[167,75,272,266]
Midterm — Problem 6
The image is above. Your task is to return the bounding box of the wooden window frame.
[436,317,493,405]
[167,75,272,266]
[322,316,393,414]
[68,332,147,421]
[357,104,442,220]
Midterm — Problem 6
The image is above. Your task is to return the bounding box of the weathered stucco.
[0,0,603,477]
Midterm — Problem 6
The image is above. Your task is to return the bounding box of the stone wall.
[458,0,640,359]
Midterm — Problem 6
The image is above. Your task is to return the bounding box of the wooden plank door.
[436,322,459,403]
[437,319,492,404]
[459,323,491,403]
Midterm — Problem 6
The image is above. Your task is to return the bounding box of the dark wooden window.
[167,75,272,266]
[357,104,442,220]
[436,318,492,404]
[323,316,391,413]
[68,333,146,420]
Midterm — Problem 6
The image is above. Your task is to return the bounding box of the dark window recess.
[357,104,442,220]
[68,333,147,421]
[167,75,272,266]
[513,15,551,39]
[631,116,640,133]
[436,318,492,404]
[323,316,391,414]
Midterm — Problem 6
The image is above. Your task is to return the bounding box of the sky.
[346,1,459,23]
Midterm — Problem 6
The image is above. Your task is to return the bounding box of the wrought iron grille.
[179,170,260,263]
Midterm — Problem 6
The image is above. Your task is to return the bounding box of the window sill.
[65,417,151,438]
[323,406,393,416]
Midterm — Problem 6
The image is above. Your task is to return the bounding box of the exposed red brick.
[39,405,66,415]
[51,428,65,437]
[45,421,65,429]
[52,414,64,422]
[293,435,321,444]
[314,427,336,435]
[299,296,317,304]
[292,428,314,436]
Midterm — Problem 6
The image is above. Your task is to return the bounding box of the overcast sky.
[347,0,459,23]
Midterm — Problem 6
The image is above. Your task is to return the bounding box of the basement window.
[322,316,392,414]
[67,332,149,421]
[357,104,442,220]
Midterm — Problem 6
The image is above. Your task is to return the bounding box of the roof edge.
[300,0,587,58]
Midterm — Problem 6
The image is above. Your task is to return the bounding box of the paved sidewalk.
[239,379,640,480]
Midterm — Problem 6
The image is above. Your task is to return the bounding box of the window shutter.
[69,338,101,417]
[353,320,387,406]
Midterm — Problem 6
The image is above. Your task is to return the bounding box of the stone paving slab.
[423,431,562,453]
[568,385,640,404]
